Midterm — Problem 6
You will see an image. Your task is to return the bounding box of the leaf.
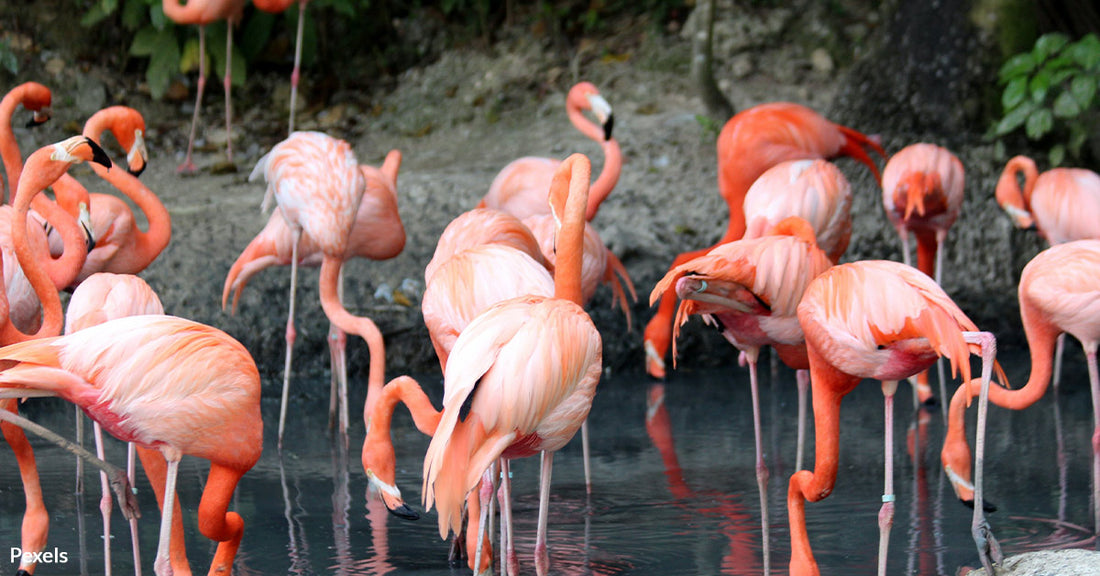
[1029,69,1051,103]
[1048,144,1065,167]
[0,47,17,75]
[208,28,246,88]
[1025,108,1053,140]
[1034,33,1069,60]
[180,37,204,75]
[150,3,167,31]
[1002,76,1027,110]
[147,32,180,100]
[1070,33,1100,69]
[122,0,147,31]
[1070,74,1097,109]
[81,4,110,27]
[1068,126,1087,157]
[1052,90,1081,118]
[130,26,161,56]
[995,100,1035,135]
[240,10,275,61]
[999,53,1035,83]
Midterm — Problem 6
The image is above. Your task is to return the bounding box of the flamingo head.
[568,82,614,140]
[50,136,112,171]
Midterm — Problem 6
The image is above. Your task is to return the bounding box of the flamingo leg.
[473,467,494,576]
[337,267,349,440]
[198,464,248,574]
[128,442,143,576]
[795,368,808,472]
[136,447,191,576]
[76,405,84,493]
[222,22,234,163]
[178,25,206,174]
[900,227,911,268]
[877,380,897,576]
[535,450,554,576]
[747,356,771,576]
[287,0,308,134]
[582,418,592,495]
[501,458,517,576]
[1086,347,1099,535]
[153,458,180,576]
[278,229,301,450]
[1053,333,1066,391]
[93,422,113,576]
[963,331,1003,571]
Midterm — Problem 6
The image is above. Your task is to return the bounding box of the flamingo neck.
[0,85,33,203]
[567,102,604,143]
[90,161,172,270]
[552,156,592,305]
[999,156,1038,210]
[585,138,621,221]
[319,256,386,416]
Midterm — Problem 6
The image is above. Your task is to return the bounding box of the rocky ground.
[4,2,1056,397]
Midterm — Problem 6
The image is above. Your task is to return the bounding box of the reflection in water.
[1,359,1097,575]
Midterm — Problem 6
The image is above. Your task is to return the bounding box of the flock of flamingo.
[1,7,1100,576]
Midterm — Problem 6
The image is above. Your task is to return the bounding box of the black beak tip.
[86,138,113,170]
[960,497,997,513]
[25,117,46,129]
[603,113,615,141]
[129,165,146,178]
[387,503,420,521]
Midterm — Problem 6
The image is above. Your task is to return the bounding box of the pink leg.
[795,369,808,472]
[287,0,308,134]
[178,25,206,174]
[278,230,301,449]
[222,23,234,163]
[582,419,591,495]
[746,356,771,576]
[1053,333,1066,391]
[963,331,1003,573]
[153,458,180,576]
[500,459,517,576]
[93,423,113,575]
[877,380,897,576]
[75,406,85,493]
[1086,348,1099,535]
[127,443,143,576]
[535,451,554,576]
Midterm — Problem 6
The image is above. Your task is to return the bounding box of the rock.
[811,48,834,74]
[964,550,1100,576]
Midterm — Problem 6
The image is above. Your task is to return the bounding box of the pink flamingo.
[645,102,885,379]
[236,143,403,445]
[479,82,620,222]
[0,135,105,576]
[788,260,999,576]
[0,81,52,204]
[66,273,168,576]
[252,0,308,134]
[162,0,248,172]
[423,154,602,576]
[651,217,834,576]
[941,239,1100,543]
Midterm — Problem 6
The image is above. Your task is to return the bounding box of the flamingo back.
[881,143,964,232]
[1029,168,1100,245]
[798,260,979,383]
[1020,240,1100,346]
[481,157,561,220]
[252,131,365,257]
[424,208,547,284]
[65,273,164,334]
[742,159,852,262]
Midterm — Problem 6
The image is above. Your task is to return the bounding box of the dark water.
[2,348,1096,575]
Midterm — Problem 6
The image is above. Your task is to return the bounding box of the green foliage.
[0,39,18,75]
[694,114,721,141]
[993,32,1100,166]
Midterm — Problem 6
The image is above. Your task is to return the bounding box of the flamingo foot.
[972,517,1004,575]
[176,160,197,175]
[534,540,549,576]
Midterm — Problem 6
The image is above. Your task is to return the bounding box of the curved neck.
[319,256,386,417]
[550,156,592,305]
[585,138,621,221]
[161,0,207,22]
[90,161,172,268]
[999,156,1038,209]
[1,86,30,204]
[567,102,604,143]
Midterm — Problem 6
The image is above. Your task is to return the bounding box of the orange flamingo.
[644,102,885,379]
[65,273,168,576]
[0,314,262,576]
[0,81,52,204]
[162,0,248,172]
[237,142,403,445]
[0,135,106,576]
[788,259,999,576]
[423,153,602,576]
[479,82,620,221]
[941,239,1100,544]
[252,0,308,134]
[650,217,834,576]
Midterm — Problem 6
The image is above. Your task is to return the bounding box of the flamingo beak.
[587,94,614,140]
[78,202,96,252]
[366,472,420,521]
[27,107,52,128]
[127,129,148,177]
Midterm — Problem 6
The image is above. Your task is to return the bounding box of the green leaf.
[1029,69,1051,103]
[1049,144,1065,167]
[122,0,147,31]
[1070,33,1100,69]
[1002,76,1027,110]
[1049,68,1073,86]
[130,26,161,56]
[180,37,204,75]
[999,53,1035,83]
[81,4,110,27]
[240,10,274,61]
[1070,74,1097,109]
[1025,108,1053,140]
[995,100,1036,135]
[1034,33,1069,59]
[150,3,167,31]
[207,27,246,88]
[147,31,180,100]
[0,46,17,75]
[1052,90,1081,118]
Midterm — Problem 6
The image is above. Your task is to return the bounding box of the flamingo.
[881,143,965,407]
[162,0,248,173]
[0,315,263,576]
[478,81,620,222]
[788,260,999,576]
[422,153,602,576]
[236,143,403,446]
[645,102,885,379]
[941,239,1100,543]
[0,81,52,204]
[995,156,1100,391]
[65,273,169,576]
[252,0,308,134]
[0,135,106,576]
[650,217,834,576]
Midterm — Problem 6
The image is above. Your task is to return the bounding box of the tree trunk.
[691,0,734,123]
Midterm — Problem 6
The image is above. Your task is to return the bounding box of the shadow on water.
[1,346,1097,575]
